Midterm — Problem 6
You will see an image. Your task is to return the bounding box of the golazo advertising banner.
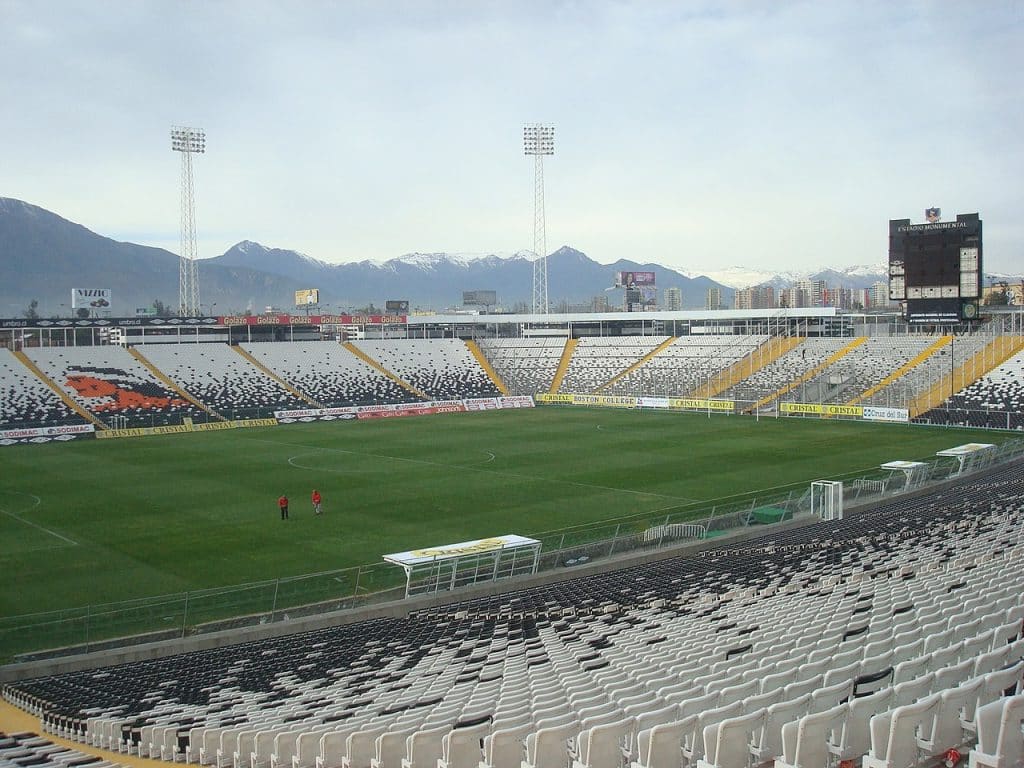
[0,423,95,447]
[862,406,910,423]
[274,397,534,424]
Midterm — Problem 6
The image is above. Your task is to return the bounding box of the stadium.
[2,291,1024,768]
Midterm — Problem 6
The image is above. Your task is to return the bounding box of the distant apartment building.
[796,279,827,307]
[705,287,724,310]
[780,285,808,308]
[868,282,890,309]
[663,287,682,311]
[734,285,775,310]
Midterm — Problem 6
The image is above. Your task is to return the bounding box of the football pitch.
[0,407,1006,621]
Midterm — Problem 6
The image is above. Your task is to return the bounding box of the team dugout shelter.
[384,534,542,598]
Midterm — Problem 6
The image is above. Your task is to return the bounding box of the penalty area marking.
[0,493,78,546]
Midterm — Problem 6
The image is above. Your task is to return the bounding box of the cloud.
[2,0,1021,272]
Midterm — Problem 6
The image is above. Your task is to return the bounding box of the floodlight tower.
[523,123,554,315]
[171,126,205,317]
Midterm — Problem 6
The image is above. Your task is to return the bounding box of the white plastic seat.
[751,694,811,765]
[923,678,984,758]
[523,720,578,768]
[831,688,893,762]
[979,661,1024,709]
[437,722,487,768]
[631,715,694,768]
[892,655,930,685]
[862,694,940,768]
[968,695,1024,768]
[775,704,848,768]
[933,658,975,692]
[682,702,742,766]
[480,721,531,768]
[892,673,934,708]
[573,717,635,768]
[698,709,765,768]
[810,679,854,714]
[400,721,448,768]
[973,647,1011,678]
[342,725,386,768]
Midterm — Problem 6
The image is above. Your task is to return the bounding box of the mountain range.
[3,197,1016,317]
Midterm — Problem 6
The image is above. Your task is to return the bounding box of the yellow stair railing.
[595,337,678,393]
[464,340,509,395]
[747,337,868,413]
[549,339,579,394]
[909,335,1024,418]
[343,342,429,400]
[691,336,803,399]
[12,350,106,428]
[846,336,951,406]
[128,347,225,420]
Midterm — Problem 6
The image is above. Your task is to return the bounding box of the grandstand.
[133,345,311,419]
[238,341,415,407]
[0,349,87,430]
[2,312,1024,768]
[2,460,1022,768]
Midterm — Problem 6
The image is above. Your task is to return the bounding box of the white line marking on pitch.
[0,493,78,546]
[250,438,690,501]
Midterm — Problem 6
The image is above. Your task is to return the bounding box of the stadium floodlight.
[524,123,554,315]
[171,126,205,317]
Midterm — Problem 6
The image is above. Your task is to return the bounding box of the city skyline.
[3,1,1021,274]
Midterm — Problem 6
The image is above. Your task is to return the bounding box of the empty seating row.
[135,345,310,418]
[3,460,1022,768]
[352,339,503,401]
[923,348,1024,431]
[23,347,208,428]
[0,349,86,429]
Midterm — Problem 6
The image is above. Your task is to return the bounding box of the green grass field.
[0,407,1008,623]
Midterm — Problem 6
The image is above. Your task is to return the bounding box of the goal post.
[811,480,844,521]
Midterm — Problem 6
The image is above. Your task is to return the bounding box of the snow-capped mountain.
[687,263,890,290]
[3,197,1019,316]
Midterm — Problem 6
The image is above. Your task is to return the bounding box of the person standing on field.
[278,494,289,520]
[311,489,322,516]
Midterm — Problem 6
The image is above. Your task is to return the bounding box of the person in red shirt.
[311,489,322,516]
[278,494,289,520]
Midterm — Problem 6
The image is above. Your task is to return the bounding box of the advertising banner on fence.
[464,398,498,411]
[497,396,535,408]
[537,393,734,412]
[572,394,638,408]
[96,419,277,439]
[0,423,95,447]
[274,397,533,423]
[668,398,735,412]
[862,406,910,423]
[780,402,864,417]
[637,397,670,409]
[535,394,574,404]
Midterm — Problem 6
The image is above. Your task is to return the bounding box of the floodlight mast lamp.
[524,124,554,315]
[171,126,205,317]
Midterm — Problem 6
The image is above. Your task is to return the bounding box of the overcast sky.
[3,1,1021,274]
